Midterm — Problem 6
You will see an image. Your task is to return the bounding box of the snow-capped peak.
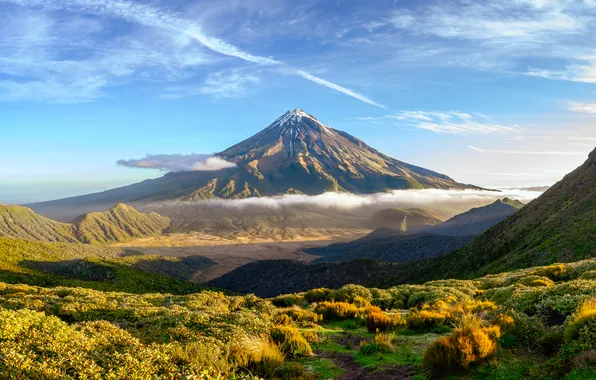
[268,109,335,136]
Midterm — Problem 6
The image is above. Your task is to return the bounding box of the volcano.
[28,109,478,219]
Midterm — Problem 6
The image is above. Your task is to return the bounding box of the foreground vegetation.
[3,255,596,378]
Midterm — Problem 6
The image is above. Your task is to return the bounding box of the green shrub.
[370,288,394,310]
[530,264,567,280]
[270,325,312,357]
[334,284,372,303]
[509,311,545,347]
[406,310,448,330]
[271,293,305,307]
[579,270,596,280]
[518,275,555,287]
[365,312,405,333]
[564,299,596,343]
[304,288,334,303]
[422,316,498,376]
[313,302,359,320]
[277,307,322,324]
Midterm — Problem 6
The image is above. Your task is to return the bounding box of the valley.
[117,230,367,282]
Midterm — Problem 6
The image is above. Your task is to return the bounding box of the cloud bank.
[153,189,543,212]
[117,154,236,172]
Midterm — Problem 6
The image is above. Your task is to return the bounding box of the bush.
[302,331,319,343]
[277,307,322,324]
[370,288,394,310]
[270,325,312,357]
[230,335,285,376]
[422,316,498,376]
[539,326,564,355]
[407,310,448,330]
[518,275,555,287]
[530,264,567,280]
[509,311,545,347]
[492,314,515,332]
[271,294,305,307]
[276,314,293,325]
[334,284,372,303]
[564,299,596,343]
[314,302,359,320]
[579,270,596,280]
[275,362,309,380]
[365,312,405,333]
[304,288,334,303]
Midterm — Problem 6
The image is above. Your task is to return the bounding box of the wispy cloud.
[568,101,596,114]
[362,111,515,134]
[295,70,385,108]
[358,0,596,82]
[117,154,236,172]
[1,0,383,107]
[467,145,485,152]
[161,69,261,100]
[569,136,596,142]
[467,146,587,156]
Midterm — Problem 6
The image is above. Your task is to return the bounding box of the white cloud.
[373,111,515,134]
[161,69,261,100]
[151,189,543,210]
[295,70,385,108]
[389,1,586,43]
[117,153,236,172]
[467,146,587,156]
[568,101,596,114]
[528,62,596,84]
[569,136,596,142]
[355,0,596,82]
[1,0,383,107]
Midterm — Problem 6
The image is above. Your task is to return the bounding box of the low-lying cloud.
[117,154,236,172]
[151,189,544,217]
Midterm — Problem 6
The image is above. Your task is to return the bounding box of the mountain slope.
[425,147,595,278]
[308,230,474,263]
[426,198,523,236]
[28,109,478,220]
[367,208,444,231]
[208,147,596,294]
[0,205,78,242]
[0,204,170,244]
[73,203,170,244]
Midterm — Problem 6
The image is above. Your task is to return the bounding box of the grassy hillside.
[0,203,170,244]
[0,204,78,242]
[367,208,444,231]
[4,255,596,378]
[0,237,213,294]
[74,203,170,244]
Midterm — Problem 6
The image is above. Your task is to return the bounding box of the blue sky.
[1,0,595,203]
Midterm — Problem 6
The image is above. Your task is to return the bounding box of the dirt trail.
[316,333,414,380]
[317,351,413,380]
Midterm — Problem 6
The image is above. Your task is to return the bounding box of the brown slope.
[74,203,171,244]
